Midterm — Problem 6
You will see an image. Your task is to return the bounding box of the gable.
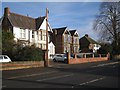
[80,37,90,47]
[69,30,79,37]
[52,27,67,35]
[36,16,45,30]
[49,42,55,47]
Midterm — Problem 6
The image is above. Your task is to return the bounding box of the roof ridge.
[10,12,35,20]
[52,26,67,30]
[85,36,98,44]
[35,16,46,19]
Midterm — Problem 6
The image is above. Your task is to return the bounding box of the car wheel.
[64,59,67,64]
[53,59,56,62]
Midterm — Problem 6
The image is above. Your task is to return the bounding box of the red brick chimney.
[4,7,10,17]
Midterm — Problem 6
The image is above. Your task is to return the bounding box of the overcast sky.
[2,2,102,40]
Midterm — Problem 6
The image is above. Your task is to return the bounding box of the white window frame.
[20,29,26,39]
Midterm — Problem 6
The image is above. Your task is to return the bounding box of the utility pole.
[44,8,49,67]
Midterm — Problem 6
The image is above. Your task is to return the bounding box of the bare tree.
[93,2,120,54]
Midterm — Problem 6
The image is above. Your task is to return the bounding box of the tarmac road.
[2,60,119,88]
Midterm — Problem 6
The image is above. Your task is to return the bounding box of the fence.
[67,53,110,64]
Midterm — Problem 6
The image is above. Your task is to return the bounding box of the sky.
[1,2,102,40]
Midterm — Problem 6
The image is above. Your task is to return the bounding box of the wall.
[67,53,110,64]
[1,61,44,71]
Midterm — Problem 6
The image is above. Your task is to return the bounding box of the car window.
[64,54,67,57]
[56,55,62,57]
[0,56,3,59]
[4,56,8,59]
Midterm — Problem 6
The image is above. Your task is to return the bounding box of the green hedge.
[14,45,43,61]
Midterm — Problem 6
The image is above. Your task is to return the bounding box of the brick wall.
[67,53,110,64]
[1,61,44,70]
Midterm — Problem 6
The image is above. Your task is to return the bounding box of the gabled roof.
[69,30,76,36]
[4,11,45,30]
[52,27,68,35]
[84,35,98,44]
[8,12,35,29]
[35,16,46,30]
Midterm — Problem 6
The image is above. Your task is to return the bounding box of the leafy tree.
[2,30,43,61]
[2,30,15,58]
[93,2,120,55]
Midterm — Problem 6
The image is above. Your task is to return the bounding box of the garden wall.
[67,53,110,64]
[1,61,44,70]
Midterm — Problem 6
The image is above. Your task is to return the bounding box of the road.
[2,60,120,88]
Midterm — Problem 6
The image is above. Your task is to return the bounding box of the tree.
[93,2,120,55]
[2,30,15,58]
[98,43,112,54]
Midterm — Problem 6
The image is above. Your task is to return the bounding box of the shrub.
[14,45,43,61]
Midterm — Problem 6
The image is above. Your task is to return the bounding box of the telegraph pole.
[44,8,49,67]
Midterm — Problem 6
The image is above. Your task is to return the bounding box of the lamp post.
[44,8,49,67]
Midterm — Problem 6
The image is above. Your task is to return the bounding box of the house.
[48,41,55,59]
[79,34,101,53]
[2,7,54,59]
[69,30,79,54]
[52,27,80,54]
[48,31,55,59]
[52,27,71,54]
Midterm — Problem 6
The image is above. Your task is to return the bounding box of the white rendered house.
[2,7,54,59]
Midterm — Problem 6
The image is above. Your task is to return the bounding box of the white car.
[0,55,12,63]
[52,54,67,63]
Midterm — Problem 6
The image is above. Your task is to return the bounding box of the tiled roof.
[52,27,67,35]
[8,12,45,30]
[84,36,98,44]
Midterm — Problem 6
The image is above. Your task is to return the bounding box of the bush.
[14,45,43,61]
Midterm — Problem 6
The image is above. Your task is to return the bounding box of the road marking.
[7,71,58,79]
[92,61,120,68]
[37,74,73,82]
[72,77,105,88]
[79,77,105,85]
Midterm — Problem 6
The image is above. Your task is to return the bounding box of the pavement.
[1,60,120,88]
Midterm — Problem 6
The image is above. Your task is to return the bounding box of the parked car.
[52,54,67,63]
[0,55,12,63]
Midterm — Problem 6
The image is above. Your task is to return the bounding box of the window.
[40,44,42,49]
[0,56,3,59]
[64,34,68,42]
[41,31,42,40]
[42,31,46,41]
[20,29,26,38]
[32,31,34,38]
[4,56,8,59]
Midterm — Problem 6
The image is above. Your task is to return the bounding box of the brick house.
[52,27,71,54]
[69,30,79,54]
[79,34,101,53]
[52,27,79,54]
[2,7,54,59]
